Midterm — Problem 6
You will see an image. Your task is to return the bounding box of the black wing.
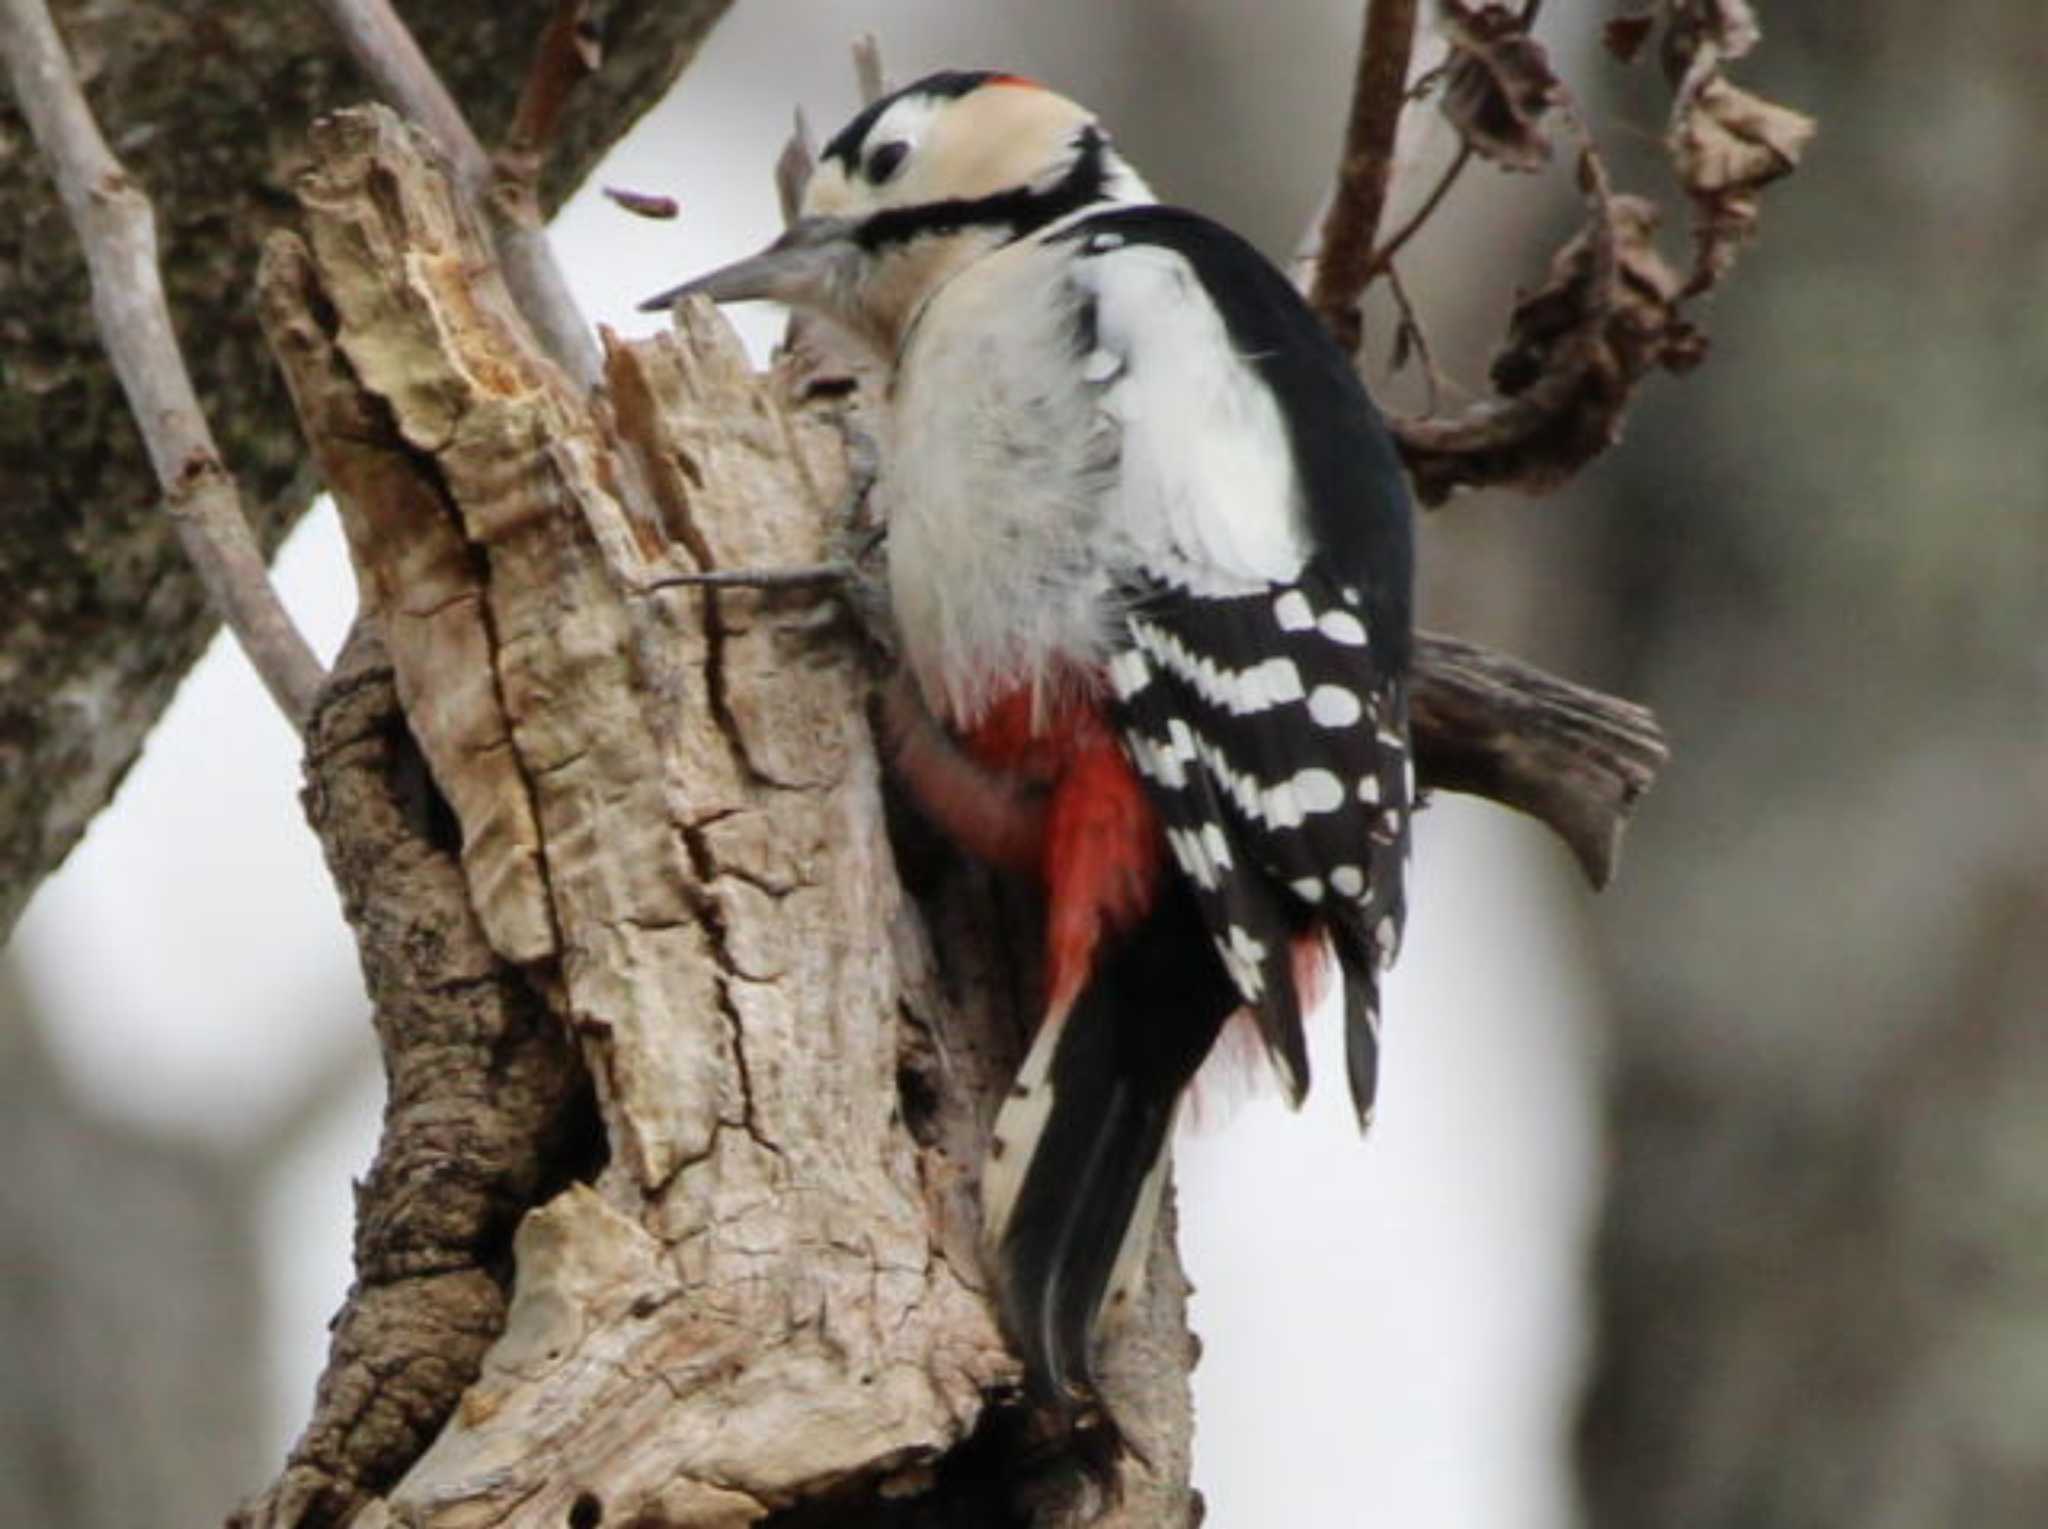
[1064,204,1415,1122]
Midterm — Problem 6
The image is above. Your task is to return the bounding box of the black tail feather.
[1329,922,1383,1128]
[986,882,1237,1401]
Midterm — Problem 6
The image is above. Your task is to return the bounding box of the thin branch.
[488,0,604,385]
[1382,260,1448,413]
[0,0,326,728]
[775,106,816,225]
[1307,0,1421,356]
[643,560,855,592]
[316,0,602,389]
[1368,140,1472,277]
[499,0,598,173]
[852,32,887,105]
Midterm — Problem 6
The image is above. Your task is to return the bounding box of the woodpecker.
[644,71,1414,1404]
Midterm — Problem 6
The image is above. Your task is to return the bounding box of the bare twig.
[852,32,887,105]
[644,561,855,592]
[1382,260,1448,412]
[775,107,816,224]
[488,0,605,384]
[1368,140,1472,277]
[315,0,602,388]
[0,0,326,728]
[1307,0,1421,356]
[500,0,599,176]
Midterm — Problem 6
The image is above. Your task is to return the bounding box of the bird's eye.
[866,140,910,185]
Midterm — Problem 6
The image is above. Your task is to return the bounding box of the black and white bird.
[644,70,1414,1404]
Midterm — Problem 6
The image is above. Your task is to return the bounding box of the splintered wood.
[260,105,1007,1526]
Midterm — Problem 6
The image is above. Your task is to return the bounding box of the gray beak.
[637,215,858,313]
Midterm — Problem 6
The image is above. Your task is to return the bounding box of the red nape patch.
[987,72,1043,90]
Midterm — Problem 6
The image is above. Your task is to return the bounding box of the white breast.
[887,235,1118,725]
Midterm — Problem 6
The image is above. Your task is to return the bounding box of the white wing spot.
[1294,768,1344,813]
[1358,773,1382,804]
[1128,730,1189,789]
[1307,684,1363,728]
[1108,647,1150,699]
[1375,915,1401,967]
[1262,775,1302,829]
[1241,656,1306,712]
[1199,822,1234,872]
[1291,876,1325,904]
[1319,609,1369,647]
[1330,864,1365,899]
[1273,589,1315,631]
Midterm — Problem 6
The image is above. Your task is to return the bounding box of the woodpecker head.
[640,71,1151,355]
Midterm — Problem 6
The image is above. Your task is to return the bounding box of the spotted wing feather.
[1110,571,1410,1121]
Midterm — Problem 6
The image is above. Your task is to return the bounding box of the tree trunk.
[237,104,1200,1526]
[0,0,729,941]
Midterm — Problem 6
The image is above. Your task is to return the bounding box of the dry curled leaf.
[1671,73,1816,294]
[1371,0,1810,504]
[1392,154,1705,505]
[1438,1,1562,173]
[1495,184,1705,396]
[1662,0,1761,77]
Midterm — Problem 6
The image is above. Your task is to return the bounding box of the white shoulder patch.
[1076,243,1313,594]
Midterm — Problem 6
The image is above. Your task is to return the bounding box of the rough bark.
[0,0,731,941]
[239,623,599,1529]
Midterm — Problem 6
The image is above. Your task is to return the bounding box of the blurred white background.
[10,3,1605,1523]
